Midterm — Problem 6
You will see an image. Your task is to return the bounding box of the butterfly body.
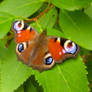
[12,20,79,72]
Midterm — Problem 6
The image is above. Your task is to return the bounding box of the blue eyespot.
[18,43,24,52]
[45,56,53,65]
[13,20,24,33]
[16,42,27,54]
[64,40,77,54]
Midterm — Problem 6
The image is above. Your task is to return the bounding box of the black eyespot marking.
[23,23,29,30]
[18,43,24,52]
[45,56,53,65]
[30,27,33,32]
[60,38,66,47]
[54,38,57,42]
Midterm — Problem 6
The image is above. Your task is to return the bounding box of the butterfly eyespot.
[16,42,27,54]
[64,40,77,54]
[45,56,53,65]
[13,20,24,33]
[44,53,54,65]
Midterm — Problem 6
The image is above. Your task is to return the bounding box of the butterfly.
[12,20,79,72]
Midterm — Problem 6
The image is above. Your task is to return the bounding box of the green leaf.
[0,12,14,39]
[86,54,92,81]
[59,10,92,50]
[38,7,57,29]
[51,0,92,10]
[0,0,44,17]
[79,47,90,56]
[14,85,24,92]
[0,40,8,60]
[85,4,92,20]
[24,77,38,92]
[32,55,88,92]
[0,41,32,92]
[47,27,66,38]
[87,60,92,81]
[31,7,57,32]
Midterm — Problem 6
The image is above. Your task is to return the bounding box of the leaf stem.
[25,4,54,23]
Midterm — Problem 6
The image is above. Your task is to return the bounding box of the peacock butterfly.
[12,20,79,72]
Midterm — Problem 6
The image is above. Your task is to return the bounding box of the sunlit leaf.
[32,56,88,92]
[51,0,92,10]
[14,85,24,92]
[31,7,57,32]
[0,41,32,92]
[59,10,92,50]
[0,0,44,17]
[0,12,14,39]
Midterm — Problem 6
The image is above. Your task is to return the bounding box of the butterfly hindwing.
[16,30,55,72]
